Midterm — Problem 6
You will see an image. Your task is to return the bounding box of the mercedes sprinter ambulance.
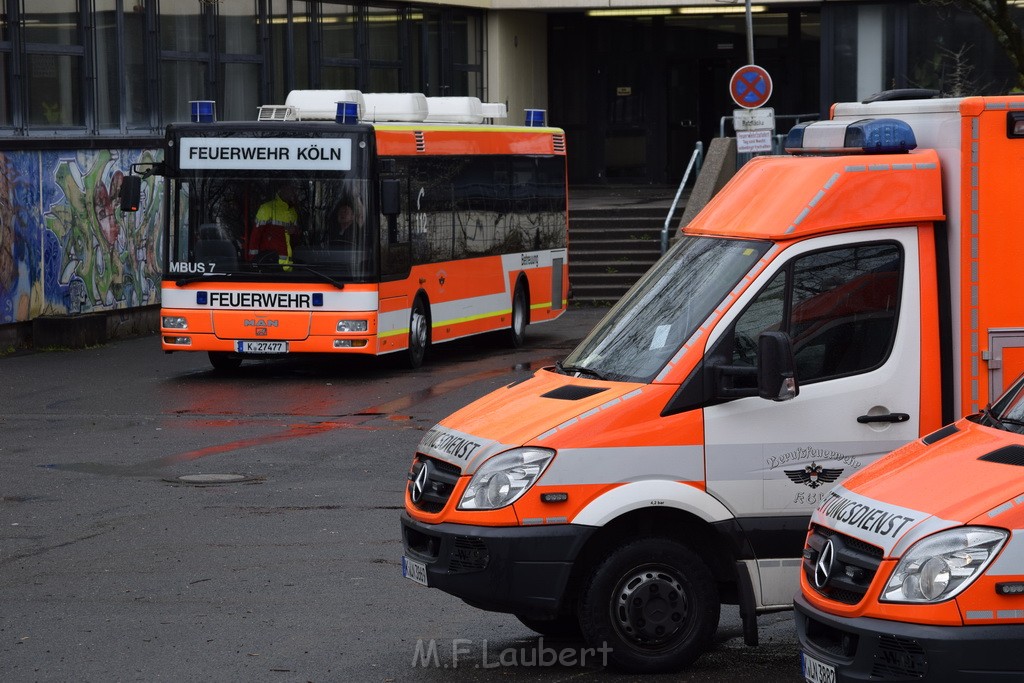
[401,93,1024,672]
[796,372,1024,682]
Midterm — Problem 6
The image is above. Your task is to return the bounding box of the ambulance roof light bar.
[785,118,917,155]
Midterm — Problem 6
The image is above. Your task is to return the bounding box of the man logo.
[814,539,836,589]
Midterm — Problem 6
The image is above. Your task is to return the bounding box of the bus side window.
[380,164,411,278]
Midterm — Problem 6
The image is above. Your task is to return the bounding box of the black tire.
[515,613,582,639]
[578,538,719,674]
[508,282,528,348]
[208,351,243,372]
[405,296,430,369]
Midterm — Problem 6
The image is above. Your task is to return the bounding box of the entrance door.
[702,228,923,606]
[987,330,1024,401]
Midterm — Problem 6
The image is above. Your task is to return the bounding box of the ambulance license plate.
[802,652,836,683]
[235,340,288,354]
[402,556,428,586]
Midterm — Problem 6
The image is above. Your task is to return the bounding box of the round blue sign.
[730,65,773,109]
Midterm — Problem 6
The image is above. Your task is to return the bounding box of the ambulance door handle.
[857,412,910,424]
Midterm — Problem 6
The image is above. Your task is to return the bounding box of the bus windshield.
[167,174,374,283]
[561,235,771,383]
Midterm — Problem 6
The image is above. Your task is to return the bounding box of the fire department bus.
[123,91,568,370]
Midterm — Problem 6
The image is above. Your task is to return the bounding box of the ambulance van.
[795,373,1024,682]
[401,93,1024,673]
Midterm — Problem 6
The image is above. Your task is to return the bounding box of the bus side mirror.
[380,178,400,216]
[120,175,142,212]
[758,331,799,401]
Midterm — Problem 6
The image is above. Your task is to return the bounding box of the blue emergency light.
[336,101,359,124]
[190,100,216,123]
[312,293,324,307]
[785,118,917,154]
[196,291,208,306]
[525,109,546,127]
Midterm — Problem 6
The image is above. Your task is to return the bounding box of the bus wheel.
[208,351,243,372]
[405,297,430,369]
[578,538,719,673]
[508,283,528,348]
[515,613,582,639]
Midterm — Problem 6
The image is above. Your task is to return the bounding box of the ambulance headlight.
[881,527,1008,603]
[458,447,554,510]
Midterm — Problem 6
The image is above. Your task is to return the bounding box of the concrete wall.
[0,147,164,350]
[486,12,549,126]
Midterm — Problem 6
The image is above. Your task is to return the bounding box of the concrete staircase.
[567,187,684,304]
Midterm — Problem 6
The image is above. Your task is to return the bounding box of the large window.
[0,0,483,136]
[23,0,85,128]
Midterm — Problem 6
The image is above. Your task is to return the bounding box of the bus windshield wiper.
[283,261,346,289]
[556,360,607,381]
[176,263,346,290]
[175,272,236,286]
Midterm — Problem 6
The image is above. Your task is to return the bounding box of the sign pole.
[745,0,754,65]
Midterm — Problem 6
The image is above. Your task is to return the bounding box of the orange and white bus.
[125,91,568,370]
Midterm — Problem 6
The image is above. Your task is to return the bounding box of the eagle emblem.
[784,462,844,489]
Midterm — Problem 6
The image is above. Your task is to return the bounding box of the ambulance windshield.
[563,235,770,383]
[988,376,1024,433]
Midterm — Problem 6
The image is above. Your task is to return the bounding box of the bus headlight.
[881,527,1007,603]
[162,316,188,329]
[337,319,368,333]
[458,448,554,510]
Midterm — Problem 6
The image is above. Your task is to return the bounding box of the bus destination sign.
[180,137,352,171]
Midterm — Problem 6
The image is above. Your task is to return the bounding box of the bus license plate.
[235,340,288,354]
[802,652,836,683]
[402,556,428,586]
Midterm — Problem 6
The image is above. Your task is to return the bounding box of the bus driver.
[249,182,300,266]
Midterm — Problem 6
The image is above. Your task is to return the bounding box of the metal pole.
[746,0,754,64]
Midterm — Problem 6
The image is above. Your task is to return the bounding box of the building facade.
[0,0,1021,337]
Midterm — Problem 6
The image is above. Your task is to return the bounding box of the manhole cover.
[166,473,262,486]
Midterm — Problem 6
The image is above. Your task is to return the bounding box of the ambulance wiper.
[981,406,1006,429]
[556,361,607,381]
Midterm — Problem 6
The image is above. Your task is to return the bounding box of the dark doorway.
[549,9,821,186]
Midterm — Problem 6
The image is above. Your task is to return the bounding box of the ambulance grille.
[870,634,927,679]
[979,445,1024,466]
[553,134,566,153]
[408,455,461,514]
[448,536,489,572]
[803,525,883,605]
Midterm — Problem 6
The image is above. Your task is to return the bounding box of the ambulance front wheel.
[578,538,719,673]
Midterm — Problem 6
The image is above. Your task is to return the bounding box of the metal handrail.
[661,141,703,254]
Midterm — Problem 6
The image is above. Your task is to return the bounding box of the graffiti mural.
[0,147,163,325]
[0,151,39,325]
[43,149,164,315]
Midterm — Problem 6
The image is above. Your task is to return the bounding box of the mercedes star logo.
[410,461,431,504]
[814,538,836,589]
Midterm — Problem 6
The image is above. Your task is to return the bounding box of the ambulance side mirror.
[758,331,799,402]
[120,175,142,212]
